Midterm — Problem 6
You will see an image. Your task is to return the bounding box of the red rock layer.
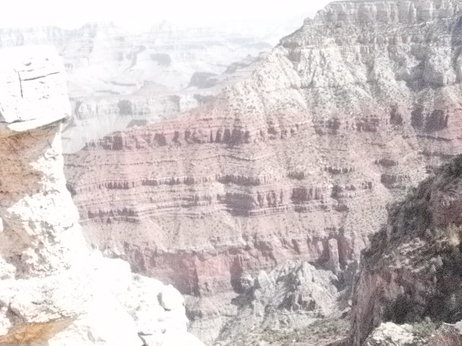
[66,0,462,305]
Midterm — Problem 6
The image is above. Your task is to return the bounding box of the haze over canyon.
[1,0,462,345]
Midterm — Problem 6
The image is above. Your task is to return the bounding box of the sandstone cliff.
[65,0,462,342]
[0,46,202,346]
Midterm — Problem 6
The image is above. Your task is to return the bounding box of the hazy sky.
[2,0,332,30]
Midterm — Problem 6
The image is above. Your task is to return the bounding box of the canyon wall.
[66,0,462,342]
[0,46,202,346]
[351,155,462,345]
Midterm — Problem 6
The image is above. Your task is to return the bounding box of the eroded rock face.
[66,0,462,341]
[351,156,462,345]
[213,261,343,345]
[0,45,84,278]
[0,46,203,346]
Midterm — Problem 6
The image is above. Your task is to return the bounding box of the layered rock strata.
[0,46,202,346]
[66,0,462,342]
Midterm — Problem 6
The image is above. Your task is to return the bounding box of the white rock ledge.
[0,46,204,346]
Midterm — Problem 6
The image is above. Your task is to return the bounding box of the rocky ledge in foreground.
[0,46,203,346]
[351,155,462,345]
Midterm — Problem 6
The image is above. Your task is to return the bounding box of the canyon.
[0,46,202,346]
[0,22,288,153]
[0,0,460,345]
[65,0,462,343]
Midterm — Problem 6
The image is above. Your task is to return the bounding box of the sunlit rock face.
[0,46,84,277]
[66,0,462,343]
[0,46,203,346]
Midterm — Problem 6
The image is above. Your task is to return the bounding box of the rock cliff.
[351,155,462,345]
[0,46,202,346]
[65,0,462,342]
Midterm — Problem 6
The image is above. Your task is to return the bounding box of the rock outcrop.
[212,261,344,345]
[351,155,462,345]
[65,0,462,342]
[362,321,462,345]
[0,46,202,346]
